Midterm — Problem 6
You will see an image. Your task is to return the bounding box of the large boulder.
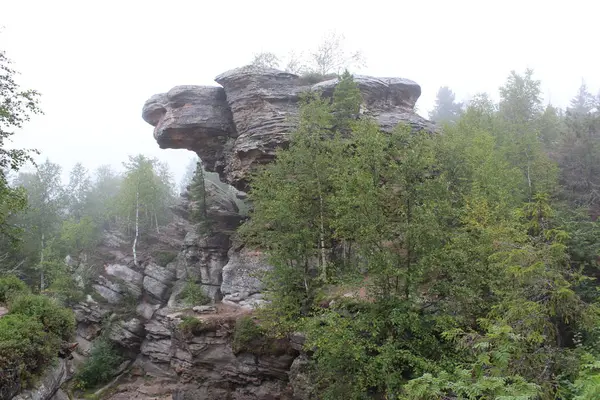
[221,248,271,309]
[142,86,235,175]
[142,65,434,191]
[12,359,72,400]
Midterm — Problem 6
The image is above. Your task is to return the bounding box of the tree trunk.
[133,191,139,266]
[314,167,327,281]
[40,232,45,291]
[155,210,160,234]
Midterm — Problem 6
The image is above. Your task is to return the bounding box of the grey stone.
[105,264,144,296]
[144,262,175,284]
[288,355,316,400]
[49,389,69,400]
[143,275,169,300]
[143,65,434,191]
[109,318,145,349]
[142,85,235,173]
[92,282,123,304]
[221,248,271,298]
[192,305,217,314]
[136,301,161,320]
[141,339,172,363]
[13,359,71,400]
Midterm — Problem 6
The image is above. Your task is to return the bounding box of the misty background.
[2,0,599,184]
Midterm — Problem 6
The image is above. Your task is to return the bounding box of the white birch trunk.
[133,191,139,266]
[40,232,45,291]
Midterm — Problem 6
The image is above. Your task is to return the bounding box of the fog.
[3,0,599,184]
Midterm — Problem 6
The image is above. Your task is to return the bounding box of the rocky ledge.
[142,65,435,191]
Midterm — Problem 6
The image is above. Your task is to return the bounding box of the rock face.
[66,65,435,400]
[221,247,271,309]
[143,65,434,191]
[98,305,297,400]
[12,358,73,400]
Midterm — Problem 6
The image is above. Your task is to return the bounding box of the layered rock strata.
[142,65,434,191]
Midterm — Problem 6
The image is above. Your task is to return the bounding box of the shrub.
[177,316,204,338]
[152,251,178,266]
[74,338,123,389]
[232,316,265,354]
[0,314,60,390]
[45,271,85,306]
[9,294,75,341]
[0,275,29,303]
[179,280,211,306]
[298,72,338,85]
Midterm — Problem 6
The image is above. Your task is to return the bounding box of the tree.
[498,69,543,126]
[13,160,66,289]
[116,155,175,265]
[0,48,42,239]
[308,31,365,76]
[250,52,280,69]
[428,86,463,124]
[66,162,91,220]
[494,70,556,199]
[569,81,595,116]
[179,156,198,195]
[556,83,600,215]
[539,103,564,147]
[188,160,209,232]
[284,50,306,74]
[87,165,121,228]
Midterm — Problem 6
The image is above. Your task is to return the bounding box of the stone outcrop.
[141,65,434,317]
[67,65,436,400]
[12,359,73,400]
[143,65,434,191]
[96,305,297,400]
[221,247,270,309]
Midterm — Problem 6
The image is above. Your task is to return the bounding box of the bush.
[298,72,338,85]
[152,251,178,266]
[0,275,29,303]
[45,271,85,306]
[232,316,265,354]
[179,280,211,306]
[0,314,60,390]
[9,294,75,341]
[74,338,123,389]
[177,316,204,338]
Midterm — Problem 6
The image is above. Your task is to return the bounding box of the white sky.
[2,0,599,184]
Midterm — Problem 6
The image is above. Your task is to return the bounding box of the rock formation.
[142,65,435,191]
[62,66,433,400]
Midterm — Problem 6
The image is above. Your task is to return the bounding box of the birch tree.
[116,155,175,264]
[13,160,65,288]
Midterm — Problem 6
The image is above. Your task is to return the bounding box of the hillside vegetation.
[240,71,600,399]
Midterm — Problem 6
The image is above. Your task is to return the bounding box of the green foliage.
[116,154,175,237]
[74,338,123,389]
[188,161,211,233]
[177,316,204,338]
[152,250,178,266]
[240,72,600,398]
[0,314,60,391]
[298,72,338,85]
[0,48,42,240]
[45,269,85,305]
[178,280,210,306]
[59,216,99,255]
[231,316,265,354]
[9,294,75,341]
[428,86,463,124]
[0,275,29,303]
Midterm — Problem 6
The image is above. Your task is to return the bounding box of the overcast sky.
[2,0,599,184]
